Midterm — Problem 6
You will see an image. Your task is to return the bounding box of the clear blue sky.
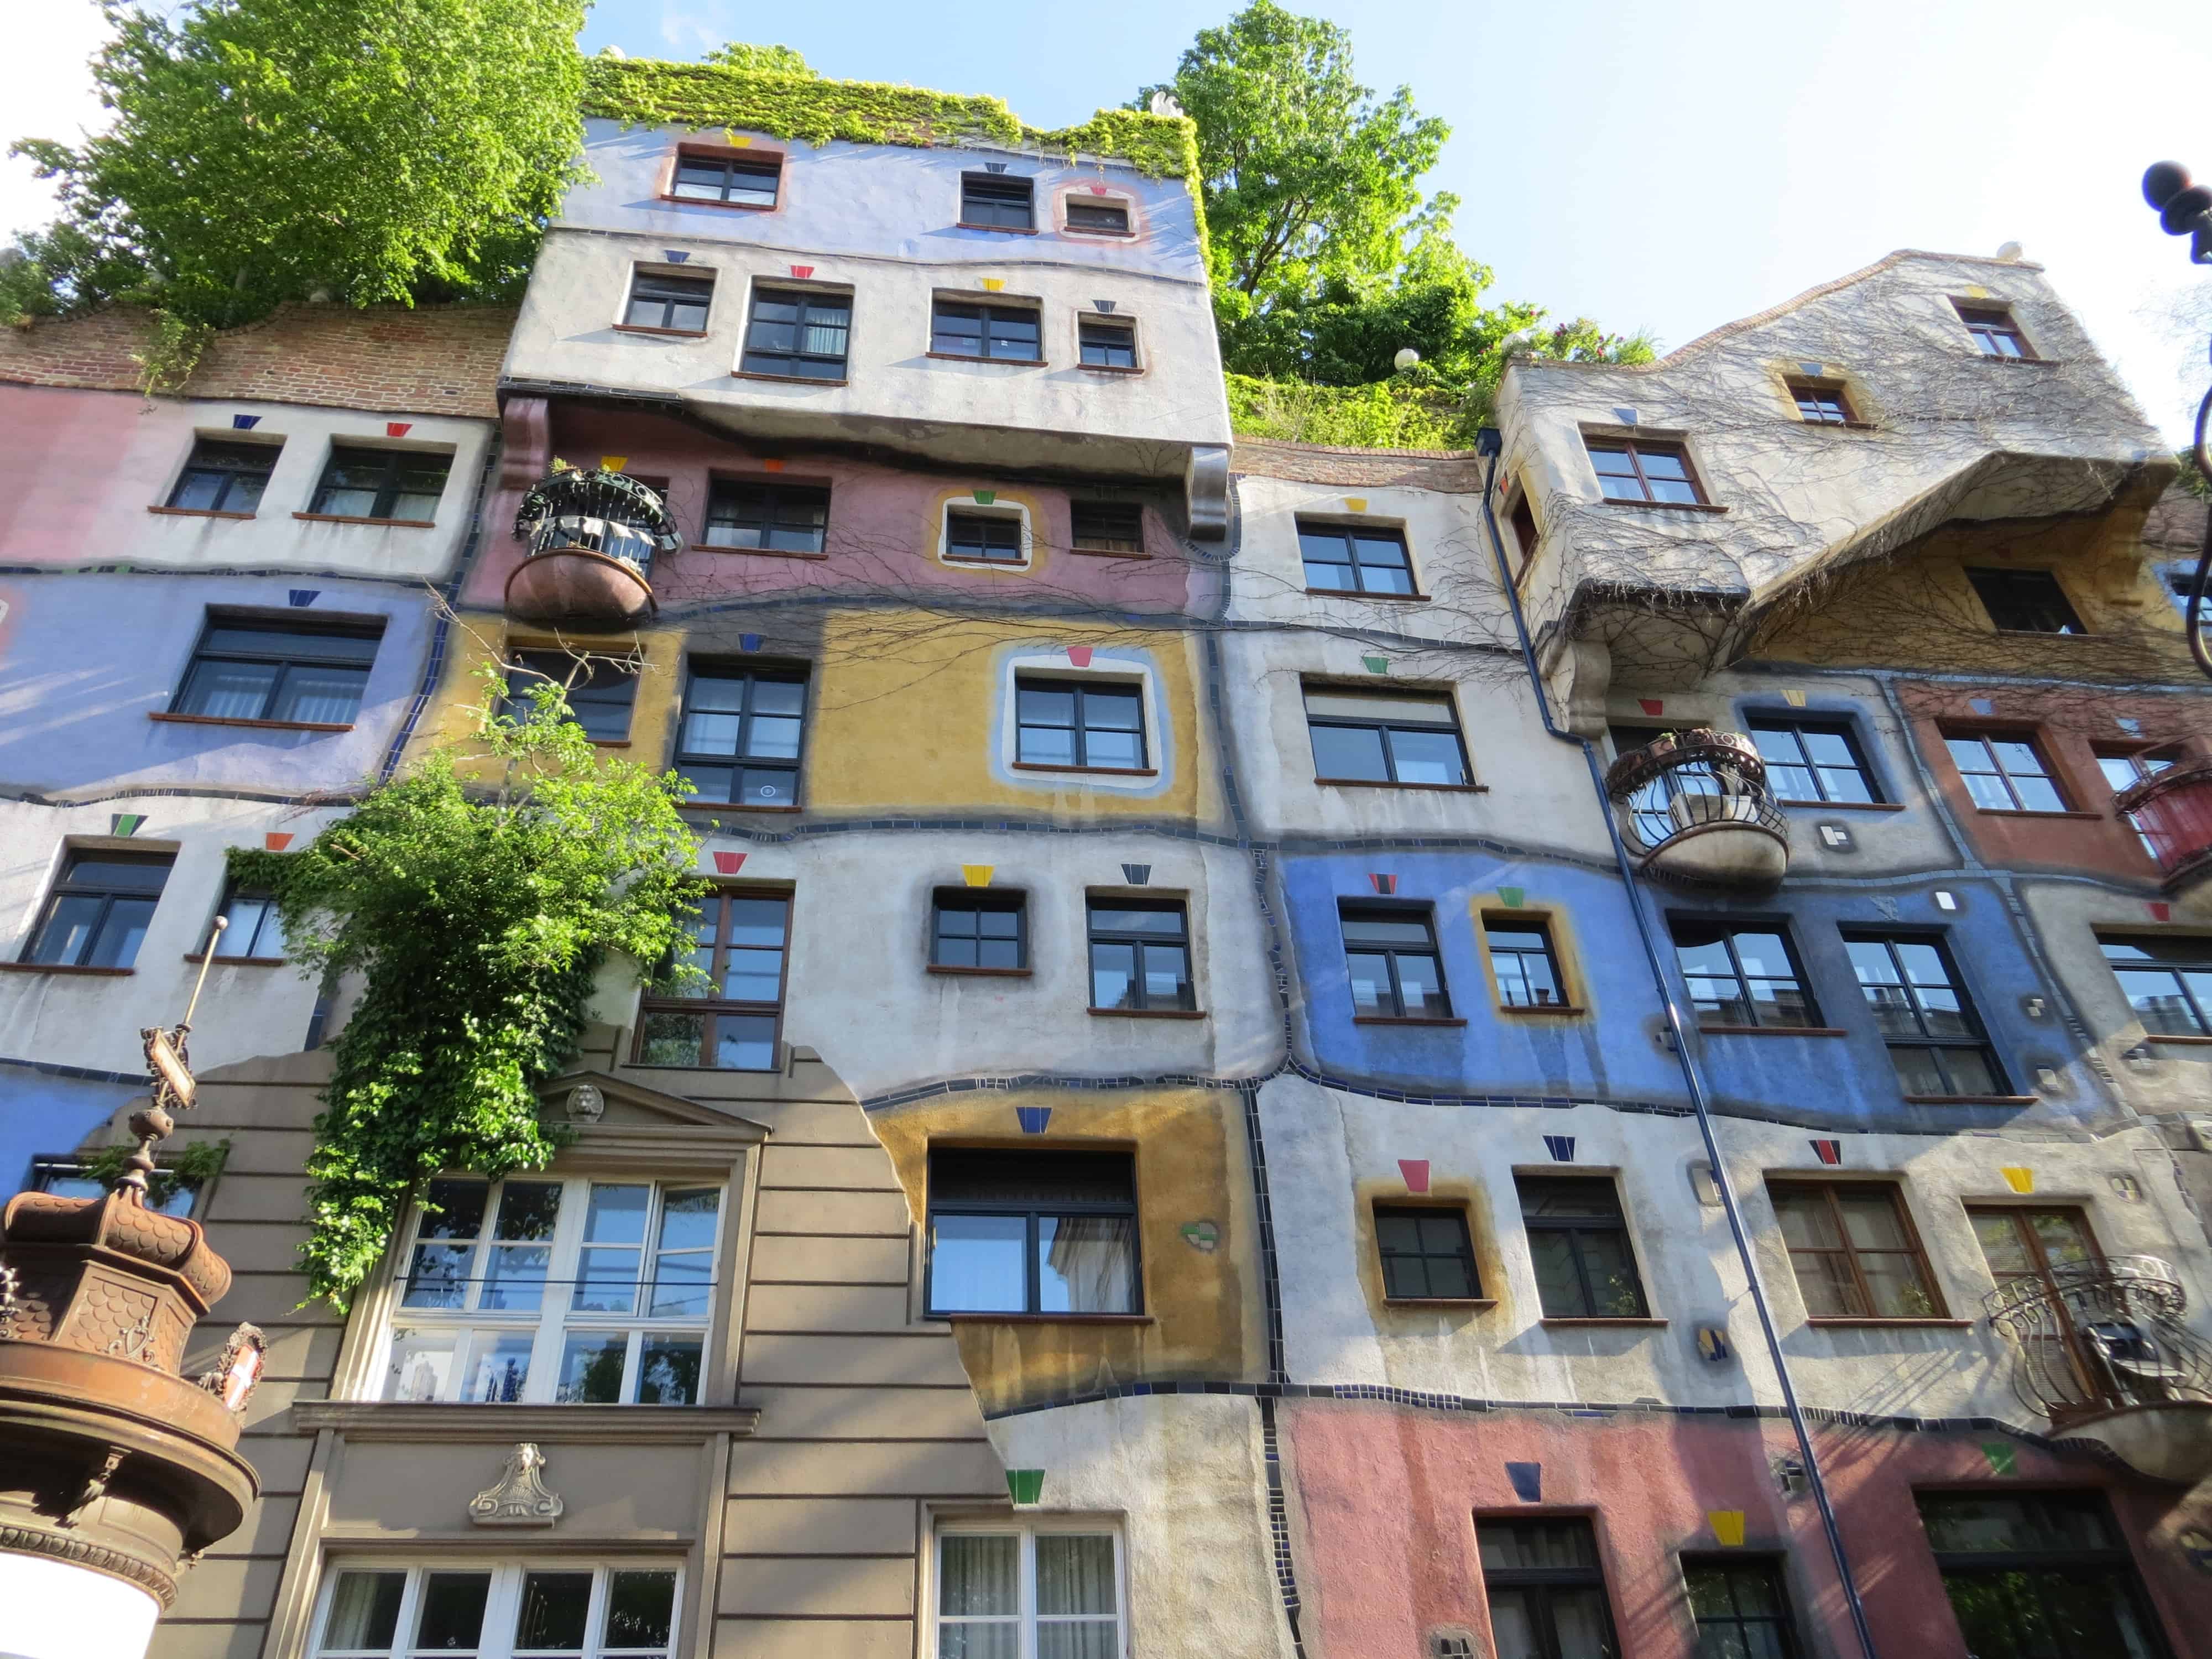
[8,0,2209,442]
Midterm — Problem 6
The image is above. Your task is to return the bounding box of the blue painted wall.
[0,1064,136,1199]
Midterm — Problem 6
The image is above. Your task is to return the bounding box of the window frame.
[925,1148,1142,1316]
[738,285,852,382]
[1681,1556,1799,1659]
[311,1560,685,1659]
[1069,500,1146,555]
[1061,197,1133,236]
[931,298,1045,365]
[500,649,639,743]
[959,172,1036,231]
[1785,379,1855,425]
[1295,518,1421,596]
[1965,567,2086,636]
[206,880,289,961]
[1840,930,2010,1100]
[620,268,715,335]
[670,663,810,811]
[164,437,280,514]
[1339,901,1455,1022]
[931,888,1030,975]
[931,1520,1129,1659]
[168,612,384,728]
[1670,918,1822,1031]
[944,508,1028,564]
[1014,675,1150,774]
[1507,492,1541,575]
[1916,1491,2173,1659]
[1514,1175,1650,1319]
[1084,898,1194,1013]
[1483,915,1569,1011]
[307,444,450,523]
[1474,1516,1623,1659]
[666,145,781,210]
[2097,932,2212,1036]
[1303,683,1473,790]
[701,479,830,556]
[1746,715,1883,805]
[1767,1180,1948,1322]
[29,1155,202,1217]
[1076,315,1138,371]
[633,886,791,1071]
[1953,301,2036,359]
[1373,1202,1483,1301]
[1582,436,1710,507]
[20,849,175,969]
[1942,727,2073,813]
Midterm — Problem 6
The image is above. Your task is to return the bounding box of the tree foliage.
[3,0,588,328]
[233,667,703,1307]
[701,41,817,77]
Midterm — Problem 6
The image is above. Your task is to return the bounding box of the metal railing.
[2114,760,2212,889]
[1984,1255,2212,1425]
[1602,729,1788,860]
[512,467,684,578]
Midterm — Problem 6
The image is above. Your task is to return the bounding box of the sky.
[4,0,2209,444]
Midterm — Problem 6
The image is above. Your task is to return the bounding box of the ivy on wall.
[1225,372,1473,451]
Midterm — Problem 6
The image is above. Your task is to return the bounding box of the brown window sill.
[1069,545,1152,560]
[942,554,1030,567]
[293,512,436,528]
[1968,807,2101,820]
[1302,587,1431,602]
[1777,799,1906,812]
[732,368,849,387]
[697,544,831,561]
[1899,1094,2039,1106]
[927,964,1034,978]
[1077,363,1145,376]
[1597,499,1727,514]
[149,711,354,733]
[1316,778,1488,794]
[588,739,633,748]
[1010,762,1160,779]
[679,802,801,815]
[939,1311,1151,1324]
[1800,420,1880,431]
[1497,1004,1588,1018]
[926,352,1047,368]
[1353,1015,1469,1027]
[628,1061,780,1074]
[1804,1317,1973,1329]
[147,504,256,521]
[0,962,134,977]
[1087,1006,1206,1020]
[954,222,1039,236]
[1060,227,1137,239]
[182,953,287,967]
[1385,1297,1498,1310]
[1990,628,2096,639]
[613,322,710,339]
[658,193,777,214]
[1540,1317,1667,1328]
[2145,1032,2212,1045]
[1698,1025,1849,1037]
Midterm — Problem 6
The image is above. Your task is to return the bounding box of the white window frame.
[311,1561,682,1659]
[938,497,1035,570]
[933,1520,1129,1659]
[376,1175,724,1406]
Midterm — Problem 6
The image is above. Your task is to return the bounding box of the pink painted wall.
[0,385,164,561]
[1282,1401,2211,1659]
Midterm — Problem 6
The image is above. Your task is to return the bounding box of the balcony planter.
[1605,729,1788,892]
[508,468,683,629]
[2114,760,2212,893]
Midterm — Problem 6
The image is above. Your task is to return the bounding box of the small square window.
[1966,567,2084,635]
[1767,1181,1944,1319]
[1018,676,1147,770]
[166,438,280,513]
[1584,438,1708,505]
[946,510,1026,564]
[1304,685,1469,787]
[623,269,713,332]
[960,173,1034,231]
[1341,904,1452,1019]
[703,480,829,554]
[669,150,780,208]
[928,1148,1138,1313]
[740,287,849,380]
[1942,728,2069,813]
[1484,917,1564,1009]
[1954,302,2033,358]
[499,650,639,742]
[932,889,1027,972]
[172,613,384,725]
[211,883,288,959]
[1078,316,1137,369]
[1065,199,1130,233]
[932,299,1042,363]
[1087,900,1191,1012]
[1787,379,1854,424]
[1671,920,1817,1030]
[1071,500,1145,554]
[310,446,449,522]
[1375,1204,1480,1300]
[1297,520,1417,595]
[22,851,174,969]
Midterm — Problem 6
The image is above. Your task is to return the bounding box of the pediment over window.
[534,1068,769,1170]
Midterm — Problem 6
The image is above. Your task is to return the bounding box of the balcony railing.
[1602,728,1789,891]
[2115,760,2212,892]
[1985,1255,2212,1428]
[507,467,683,627]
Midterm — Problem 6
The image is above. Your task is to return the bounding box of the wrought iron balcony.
[1603,728,1789,891]
[1985,1255,2212,1485]
[2114,760,2212,893]
[507,467,682,628]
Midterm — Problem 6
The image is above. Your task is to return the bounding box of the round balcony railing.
[507,468,683,628]
[2114,760,2212,891]
[1984,1255,2212,1427]
[1602,729,1789,890]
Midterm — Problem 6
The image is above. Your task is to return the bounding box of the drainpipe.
[1473,427,1879,1659]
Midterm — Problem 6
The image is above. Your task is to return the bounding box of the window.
[1843,933,2006,1098]
[500,650,638,742]
[946,510,1025,564]
[1086,900,1192,1012]
[623,270,713,332]
[1016,677,1146,771]
[933,889,1027,972]
[1954,302,2034,359]
[1475,1519,1620,1659]
[1944,730,2069,813]
[670,150,779,207]
[29,1155,200,1218]
[1787,380,1853,424]
[927,1148,1138,1314]
[635,890,788,1070]
[1375,1205,1479,1299]
[672,665,807,807]
[1683,1558,1797,1659]
[1767,1182,1943,1319]
[314,1563,680,1659]
[1342,904,1452,1020]
[2097,935,2212,1036]
[1671,921,1817,1029]
[1747,717,1880,804]
[166,439,278,513]
[210,883,287,959]
[932,299,1042,362]
[1064,199,1130,233]
[387,1176,721,1405]
[1297,520,1416,595]
[1078,316,1136,368]
[1970,1206,2106,1410]
[1485,918,1565,1009]
[1584,438,1707,505]
[702,480,829,554]
[1071,501,1144,554]
[309,446,448,521]
[740,287,849,380]
[2098,750,2178,860]
[1916,1493,2169,1659]
[22,851,172,969]
[1967,568,2085,635]
[935,1525,1125,1659]
[171,614,382,726]
[961,173,1034,229]
[1971,1207,2100,1299]
[1509,494,1540,573]
[1516,1177,1648,1318]
[1304,686,1470,787]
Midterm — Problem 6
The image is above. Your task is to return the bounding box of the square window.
[932,299,1042,362]
[1670,920,1818,1029]
[166,438,280,513]
[673,666,808,808]
[1747,717,1880,804]
[624,269,714,332]
[1484,917,1565,1009]
[1086,900,1192,1012]
[1966,567,2085,635]
[945,510,1026,564]
[740,287,850,380]
[1768,1181,1944,1318]
[1583,437,1708,505]
[1071,500,1145,554]
[635,889,789,1070]
[1786,379,1854,424]
[961,173,1035,230]
[210,882,288,959]
[1065,199,1130,233]
[1476,1519,1620,1658]
[1340,903,1453,1019]
[1017,676,1148,771]
[934,1525,1125,1659]
[702,480,830,554]
[1515,1176,1648,1318]
[670,150,780,207]
[1304,684,1469,786]
[499,650,639,742]
[1296,519,1417,595]
[932,889,1028,972]
[1683,1558,1798,1658]
[2098,933,2212,1036]
[1375,1205,1479,1300]
[1954,302,2034,359]
[310,445,450,522]
[928,1148,1139,1314]
[1841,931,2007,1098]
[170,613,383,726]
[1078,316,1137,368]
[1942,729,2069,812]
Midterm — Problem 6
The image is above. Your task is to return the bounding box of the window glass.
[29,1155,201,1217]
[1070,501,1144,552]
[1842,932,2005,1098]
[1670,921,1816,1029]
[1768,1183,1941,1319]
[1684,1559,1797,1659]
[1341,905,1452,1019]
[171,615,382,726]
[1943,731,2067,812]
[674,668,807,807]
[624,270,713,331]
[1516,1177,1648,1318]
[947,511,1025,562]
[1486,921,1564,1009]
[23,851,174,970]
[937,1528,1121,1659]
[1476,1519,1620,1659]
[928,1149,1138,1315]
[1086,901,1191,1011]
[1065,200,1130,232]
[638,890,788,1069]
[1017,677,1148,771]
[1789,381,1852,424]
[932,300,1042,361]
[961,174,1035,229]
[2099,934,2212,1035]
[741,288,850,379]
[1966,567,2085,635]
[1954,304,2033,359]
[1584,439,1706,505]
[1303,686,1468,787]
[167,438,280,512]
[310,445,449,521]
[315,1564,679,1659]
[500,650,639,742]
[933,890,1027,971]
[1747,718,1877,804]
[702,481,830,554]
[1078,317,1136,368]
[1296,520,1415,594]
[671,152,779,207]
[1375,1206,1479,1300]
[1917,1493,2164,1659]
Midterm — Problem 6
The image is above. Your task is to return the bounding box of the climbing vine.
[81,1136,231,1212]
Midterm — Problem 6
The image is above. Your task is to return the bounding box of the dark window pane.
[413,1573,491,1651]
[514,1572,592,1650]
[1311,724,1390,781]
[606,1572,679,1650]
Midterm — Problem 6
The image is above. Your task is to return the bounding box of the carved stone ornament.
[566,1083,606,1125]
[468,1442,565,1528]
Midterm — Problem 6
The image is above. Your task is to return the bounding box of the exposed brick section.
[0,302,514,418]
[1232,436,1488,493]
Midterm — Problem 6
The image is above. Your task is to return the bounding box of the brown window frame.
[1070,500,1145,554]
[633,886,791,1071]
[1373,1202,1482,1300]
[1786,379,1855,425]
[1954,302,2036,359]
[1941,726,2073,813]
[1507,493,1540,573]
[1062,198,1132,235]
[665,147,782,211]
[1583,436,1710,506]
[1965,566,2086,636]
[1767,1179,1948,1321]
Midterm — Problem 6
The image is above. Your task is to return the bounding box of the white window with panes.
[313,1563,679,1659]
[935,1522,1126,1659]
[381,1176,722,1405]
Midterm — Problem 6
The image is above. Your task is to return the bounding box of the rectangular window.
[1375,1205,1479,1300]
[672,665,807,807]
[1303,686,1470,787]
[166,438,278,513]
[1485,918,1565,1009]
[314,1563,681,1659]
[1967,568,2085,635]
[1843,932,2006,1098]
[1342,904,1452,1020]
[740,287,849,380]
[1917,1493,2168,1659]
[22,851,173,969]
[386,1176,721,1405]
[635,890,788,1070]
[1016,676,1147,771]
[670,149,780,207]
[172,614,383,726]
[1788,380,1854,424]
[1944,730,2069,813]
[210,883,287,959]
[1070,501,1144,554]
[309,446,448,521]
[623,269,713,332]
[1078,316,1136,368]
[927,1149,1138,1314]
[1584,438,1707,505]
[1475,1519,1620,1659]
[1768,1181,1943,1319]
[1971,1206,2100,1300]
[933,889,1027,972]
[30,1155,200,1218]
[2097,934,2212,1036]
[1087,900,1192,1012]
[1516,1176,1648,1318]
[932,299,1042,362]
[1065,200,1130,233]
[500,650,638,742]
[934,1525,1125,1659]
[1509,494,1540,572]
[1747,717,1880,804]
[961,173,1035,230]
[1954,302,2033,359]
[702,480,829,554]
[1672,921,1817,1029]
[946,510,1025,563]
[1297,519,1417,594]
[1683,1558,1797,1659]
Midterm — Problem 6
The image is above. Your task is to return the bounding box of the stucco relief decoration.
[469,1443,565,1527]
[566,1083,606,1125]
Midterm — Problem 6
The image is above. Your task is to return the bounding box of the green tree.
[5,0,588,328]
[232,664,703,1307]
[701,41,817,77]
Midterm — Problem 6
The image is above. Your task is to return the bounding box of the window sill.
[1077,363,1146,376]
[678,802,802,815]
[697,544,831,561]
[149,711,354,733]
[1087,1006,1206,1020]
[731,368,849,387]
[1973,354,2057,367]
[1990,628,2095,639]
[1316,778,1488,794]
[1539,1317,1667,1328]
[658,193,776,214]
[1778,799,1905,813]
[1803,1318,1973,1330]
[147,504,256,521]
[1069,545,1153,560]
[1384,1297,1497,1310]
[589,739,633,748]
[1302,587,1431,602]
[926,352,1047,368]
[0,962,134,977]
[1800,420,1880,432]
[1496,1004,1588,1018]
[1010,762,1160,779]
[1899,1094,2039,1106]
[1060,226,1137,239]
[954,222,1039,236]
[938,1312,1152,1325]
[293,512,436,529]
[1353,1015,1470,1027]
[1969,808,2103,821]
[927,964,1034,978]
[1597,499,1728,514]
[290,1401,760,1442]
[182,953,288,967]
[1698,1025,1849,1038]
[942,554,1032,568]
[612,322,710,339]
[2145,1032,2212,1045]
